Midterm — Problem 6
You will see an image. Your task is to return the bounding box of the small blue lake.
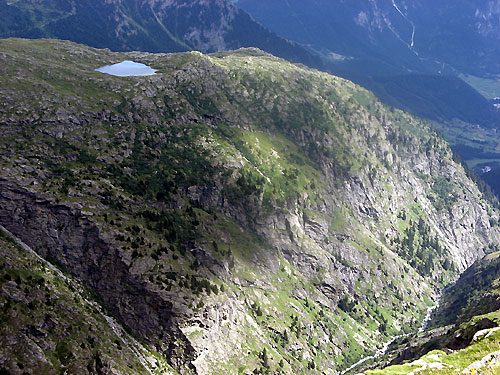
[95,61,157,77]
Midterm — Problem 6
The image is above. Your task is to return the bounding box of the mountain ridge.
[4,0,500,171]
[0,0,325,69]
[231,0,500,190]
[0,38,499,374]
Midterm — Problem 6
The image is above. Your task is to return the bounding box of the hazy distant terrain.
[0,0,325,68]
[233,0,500,77]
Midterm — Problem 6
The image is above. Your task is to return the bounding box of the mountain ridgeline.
[231,0,500,197]
[4,0,500,131]
[3,0,500,177]
[233,0,500,128]
[0,38,499,374]
[0,0,325,69]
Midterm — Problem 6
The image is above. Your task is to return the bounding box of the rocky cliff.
[0,226,176,374]
[0,38,499,374]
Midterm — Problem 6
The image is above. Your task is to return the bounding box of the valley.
[2,2,500,374]
[362,250,500,375]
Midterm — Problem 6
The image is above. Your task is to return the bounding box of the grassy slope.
[366,330,500,375]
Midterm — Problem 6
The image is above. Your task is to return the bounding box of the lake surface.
[95,61,157,77]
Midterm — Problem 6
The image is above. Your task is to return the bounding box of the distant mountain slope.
[366,75,500,128]
[0,0,325,69]
[233,0,500,77]
[482,168,500,200]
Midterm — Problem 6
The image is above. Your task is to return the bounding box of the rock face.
[0,178,197,371]
[0,38,499,374]
[0,226,176,375]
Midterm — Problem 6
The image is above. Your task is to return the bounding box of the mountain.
[0,0,325,69]
[4,0,500,173]
[232,0,500,77]
[231,0,500,188]
[231,0,500,118]
[0,38,499,374]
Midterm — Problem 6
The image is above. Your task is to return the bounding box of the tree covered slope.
[482,168,500,200]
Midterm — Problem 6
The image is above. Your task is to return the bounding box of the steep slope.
[0,0,325,70]
[429,252,500,331]
[0,38,499,374]
[0,226,175,375]
[232,0,500,183]
[232,0,500,123]
[365,330,500,375]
